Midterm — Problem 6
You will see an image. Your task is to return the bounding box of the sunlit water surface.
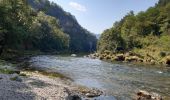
[29,55,170,100]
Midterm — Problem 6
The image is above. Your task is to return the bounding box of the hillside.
[0,0,71,56]
[97,0,170,65]
[27,0,97,52]
[0,0,97,58]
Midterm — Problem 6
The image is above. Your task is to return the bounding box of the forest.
[97,0,170,64]
[0,0,97,57]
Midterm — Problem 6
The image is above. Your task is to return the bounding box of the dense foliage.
[0,0,97,55]
[0,0,33,52]
[27,0,97,52]
[98,0,170,58]
[30,11,70,52]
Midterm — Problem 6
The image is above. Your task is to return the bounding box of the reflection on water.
[29,55,170,99]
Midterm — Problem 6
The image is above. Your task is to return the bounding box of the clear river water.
[28,55,170,100]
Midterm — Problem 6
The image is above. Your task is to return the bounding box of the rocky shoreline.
[0,71,103,100]
[87,51,170,66]
[0,71,164,100]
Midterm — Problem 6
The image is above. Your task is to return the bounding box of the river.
[27,55,170,100]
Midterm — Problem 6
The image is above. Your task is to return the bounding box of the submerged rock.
[136,90,162,100]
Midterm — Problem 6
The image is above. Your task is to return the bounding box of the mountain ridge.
[27,0,97,53]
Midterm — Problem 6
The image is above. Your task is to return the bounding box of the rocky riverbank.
[0,71,103,100]
[88,51,170,66]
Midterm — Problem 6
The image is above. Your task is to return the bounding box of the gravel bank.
[0,71,102,100]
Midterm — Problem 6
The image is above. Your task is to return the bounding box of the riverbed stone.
[66,95,82,100]
[137,90,162,100]
[85,92,100,98]
[125,56,141,62]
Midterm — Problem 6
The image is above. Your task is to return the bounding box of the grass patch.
[0,68,17,74]
[10,76,22,82]
[23,69,71,79]
[20,65,70,79]
[0,60,6,65]
[38,71,69,79]
[10,76,18,81]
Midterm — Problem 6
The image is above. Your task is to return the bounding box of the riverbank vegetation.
[97,0,170,65]
[0,0,97,60]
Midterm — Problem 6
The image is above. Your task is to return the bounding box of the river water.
[28,55,170,100]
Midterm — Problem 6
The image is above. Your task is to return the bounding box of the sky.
[49,0,159,34]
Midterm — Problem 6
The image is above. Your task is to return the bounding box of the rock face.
[27,0,97,52]
[136,90,162,100]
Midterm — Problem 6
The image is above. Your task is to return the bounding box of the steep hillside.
[97,0,170,64]
[27,0,97,52]
[0,0,70,56]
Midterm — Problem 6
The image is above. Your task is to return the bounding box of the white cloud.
[69,2,87,12]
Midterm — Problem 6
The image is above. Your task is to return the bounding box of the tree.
[97,0,170,54]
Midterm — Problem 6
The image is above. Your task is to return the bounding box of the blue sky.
[49,0,159,34]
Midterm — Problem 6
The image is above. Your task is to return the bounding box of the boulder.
[79,88,102,98]
[71,54,77,57]
[85,93,100,98]
[85,89,102,98]
[161,56,170,65]
[66,95,81,100]
[165,56,170,65]
[99,54,107,60]
[89,53,99,59]
[150,60,156,65]
[114,54,125,61]
[93,53,99,57]
[104,50,111,55]
[125,56,139,62]
[105,55,111,60]
[137,90,162,100]
[99,56,104,60]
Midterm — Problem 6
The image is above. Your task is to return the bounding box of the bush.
[159,51,166,57]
